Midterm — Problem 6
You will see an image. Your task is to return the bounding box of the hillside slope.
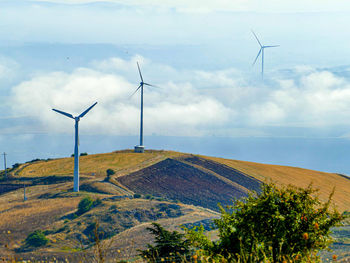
[1,149,350,261]
[5,149,350,211]
[117,157,261,211]
[204,155,350,212]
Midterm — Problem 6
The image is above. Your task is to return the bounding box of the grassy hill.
[1,149,350,261]
[204,155,350,212]
[10,149,350,211]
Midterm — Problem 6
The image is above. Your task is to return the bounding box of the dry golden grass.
[16,150,183,178]
[11,149,350,212]
[101,202,219,259]
[0,182,71,206]
[204,155,350,212]
[0,197,80,241]
[80,180,132,195]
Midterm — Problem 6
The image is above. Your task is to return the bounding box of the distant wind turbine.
[131,62,158,153]
[52,102,97,192]
[252,31,279,79]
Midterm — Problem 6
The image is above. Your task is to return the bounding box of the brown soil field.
[117,157,261,211]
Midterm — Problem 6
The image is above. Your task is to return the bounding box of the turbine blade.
[79,102,97,118]
[251,30,262,47]
[264,45,280,48]
[252,48,262,66]
[144,83,160,88]
[129,84,142,99]
[137,62,144,83]
[52,109,74,119]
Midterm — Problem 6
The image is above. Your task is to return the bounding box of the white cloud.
[249,70,350,127]
[248,102,286,125]
[0,57,19,81]
[10,56,231,136]
[9,56,350,137]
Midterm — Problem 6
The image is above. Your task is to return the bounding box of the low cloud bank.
[9,56,350,137]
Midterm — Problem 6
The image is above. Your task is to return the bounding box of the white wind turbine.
[131,62,158,153]
[252,31,279,79]
[52,102,97,192]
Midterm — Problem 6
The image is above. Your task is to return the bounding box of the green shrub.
[80,152,88,156]
[133,193,141,198]
[12,163,20,169]
[77,196,94,215]
[104,168,116,182]
[186,182,345,262]
[106,169,115,177]
[139,223,191,262]
[25,230,49,247]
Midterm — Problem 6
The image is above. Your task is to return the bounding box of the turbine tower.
[252,31,279,79]
[131,62,158,153]
[52,102,97,192]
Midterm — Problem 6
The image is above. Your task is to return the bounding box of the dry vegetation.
[1,149,350,261]
[204,155,350,212]
[117,157,259,211]
[16,150,183,178]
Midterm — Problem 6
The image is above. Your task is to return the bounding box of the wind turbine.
[252,31,279,79]
[131,62,158,153]
[52,102,97,192]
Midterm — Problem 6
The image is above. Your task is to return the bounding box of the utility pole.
[2,152,7,179]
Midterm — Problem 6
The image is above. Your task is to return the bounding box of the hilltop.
[0,149,350,261]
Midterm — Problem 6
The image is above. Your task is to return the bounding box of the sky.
[1,0,350,174]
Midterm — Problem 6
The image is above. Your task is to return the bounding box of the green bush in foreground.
[25,230,49,247]
[186,183,345,262]
[140,223,191,262]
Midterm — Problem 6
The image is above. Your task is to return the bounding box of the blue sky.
[2,0,350,174]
